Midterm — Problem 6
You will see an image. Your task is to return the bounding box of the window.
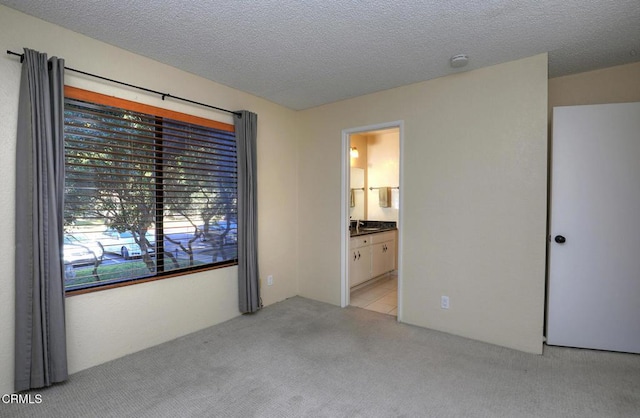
[63,87,237,293]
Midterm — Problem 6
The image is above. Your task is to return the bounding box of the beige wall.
[0,5,299,394]
[549,61,640,115]
[298,54,549,354]
[349,134,368,170]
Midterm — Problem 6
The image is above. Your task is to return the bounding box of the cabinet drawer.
[350,236,371,249]
[370,230,396,244]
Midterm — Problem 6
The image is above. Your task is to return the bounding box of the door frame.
[340,120,404,322]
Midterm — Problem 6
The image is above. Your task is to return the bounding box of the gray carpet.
[2,296,639,418]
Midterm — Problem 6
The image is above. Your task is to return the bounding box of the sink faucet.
[356,220,364,232]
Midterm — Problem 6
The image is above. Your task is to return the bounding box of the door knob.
[554,235,566,244]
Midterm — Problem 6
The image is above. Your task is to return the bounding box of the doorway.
[341,121,403,321]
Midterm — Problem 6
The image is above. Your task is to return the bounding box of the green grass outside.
[65,258,207,290]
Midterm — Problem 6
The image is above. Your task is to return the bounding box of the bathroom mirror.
[350,167,365,219]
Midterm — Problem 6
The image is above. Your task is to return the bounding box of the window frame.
[63,86,238,296]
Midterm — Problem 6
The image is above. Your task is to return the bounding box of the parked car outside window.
[198,221,237,245]
[99,228,156,260]
[63,233,103,266]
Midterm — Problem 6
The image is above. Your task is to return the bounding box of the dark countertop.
[349,220,397,237]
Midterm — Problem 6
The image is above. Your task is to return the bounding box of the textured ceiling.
[2,1,639,110]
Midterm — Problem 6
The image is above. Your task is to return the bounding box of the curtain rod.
[7,50,242,118]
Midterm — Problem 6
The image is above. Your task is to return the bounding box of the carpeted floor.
[2,296,639,418]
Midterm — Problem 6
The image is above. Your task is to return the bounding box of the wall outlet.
[441,295,450,309]
[267,275,273,286]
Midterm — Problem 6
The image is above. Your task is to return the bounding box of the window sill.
[65,260,238,297]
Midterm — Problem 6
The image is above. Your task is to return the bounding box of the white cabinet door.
[385,237,396,272]
[349,237,371,288]
[371,240,395,278]
[350,247,371,287]
[371,242,385,278]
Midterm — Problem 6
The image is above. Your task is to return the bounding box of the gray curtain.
[234,110,261,313]
[15,48,68,391]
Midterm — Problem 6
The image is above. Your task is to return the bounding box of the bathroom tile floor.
[350,272,398,316]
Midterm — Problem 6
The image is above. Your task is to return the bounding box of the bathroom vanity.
[349,222,397,288]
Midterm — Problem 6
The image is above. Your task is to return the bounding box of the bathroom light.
[350,147,359,158]
[450,54,469,68]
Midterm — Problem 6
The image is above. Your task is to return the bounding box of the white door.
[547,102,640,353]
